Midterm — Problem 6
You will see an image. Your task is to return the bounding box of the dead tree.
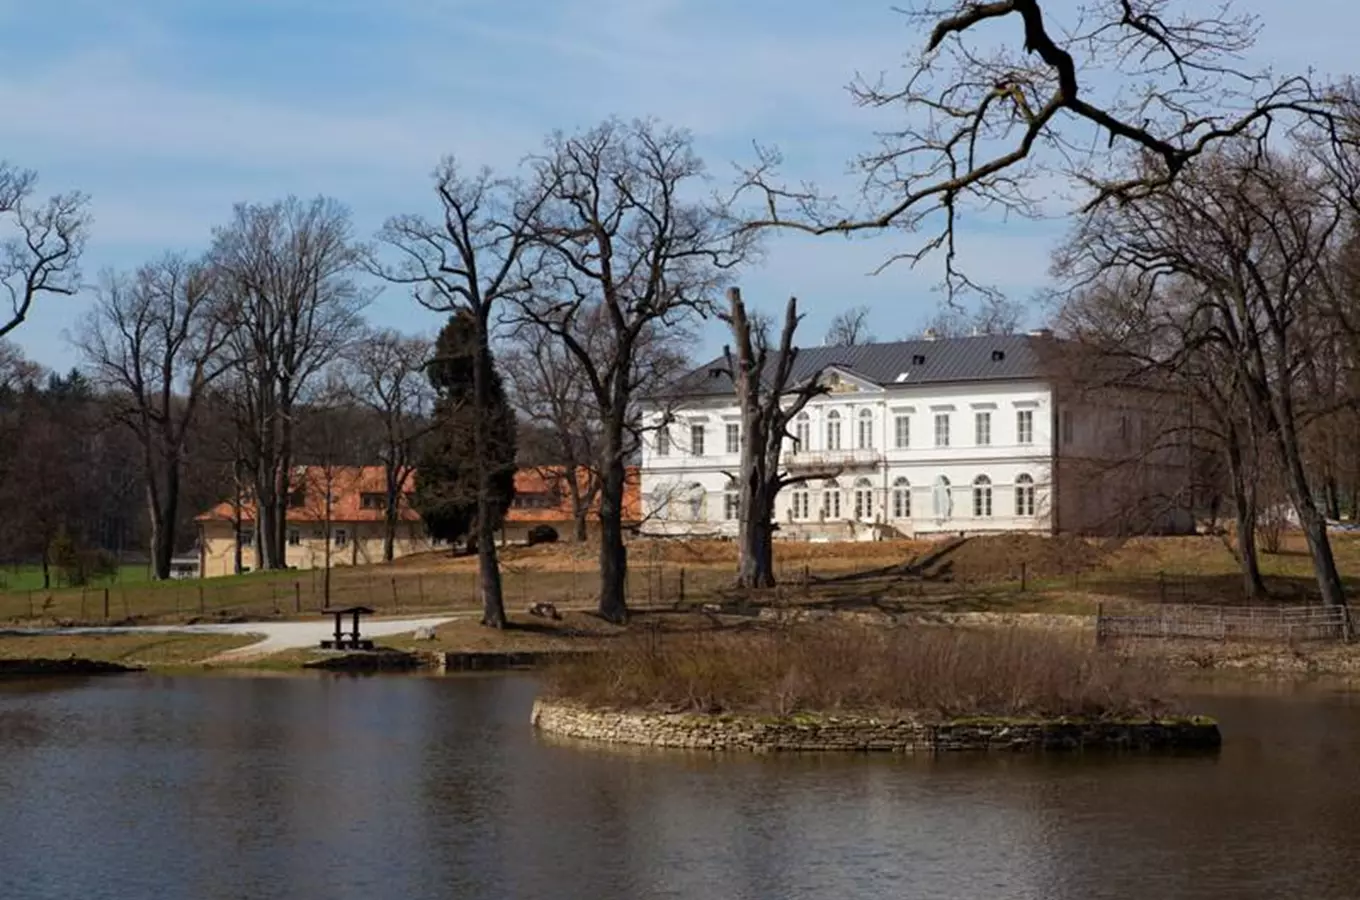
[343,329,434,562]
[372,161,552,628]
[76,255,233,579]
[719,288,830,588]
[0,163,88,339]
[212,196,368,570]
[517,118,752,623]
[739,1,1334,292]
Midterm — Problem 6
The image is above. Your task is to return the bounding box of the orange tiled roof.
[196,465,641,525]
[504,466,641,524]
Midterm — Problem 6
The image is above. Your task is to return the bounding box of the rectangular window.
[934,413,950,448]
[975,411,991,446]
[360,492,385,510]
[690,424,706,456]
[894,415,910,449]
[725,423,740,454]
[857,415,874,450]
[792,491,809,520]
[724,492,740,520]
[793,418,810,453]
[1017,409,1034,445]
[334,529,348,548]
[287,528,301,547]
[823,489,841,519]
[656,428,670,456]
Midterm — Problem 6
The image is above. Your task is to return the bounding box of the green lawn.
[0,564,153,592]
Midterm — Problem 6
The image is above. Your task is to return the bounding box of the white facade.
[640,367,1057,540]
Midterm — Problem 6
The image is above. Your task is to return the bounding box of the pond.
[1,673,1358,900]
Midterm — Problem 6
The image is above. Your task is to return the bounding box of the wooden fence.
[1096,603,1353,644]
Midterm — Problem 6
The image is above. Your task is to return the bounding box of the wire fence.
[1096,603,1352,644]
[0,556,834,625]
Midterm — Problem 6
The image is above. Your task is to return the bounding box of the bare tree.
[1054,278,1268,597]
[1057,144,1349,608]
[342,329,434,562]
[76,255,233,579]
[739,2,1332,291]
[516,118,752,622]
[212,196,369,571]
[372,161,552,628]
[921,295,1026,337]
[824,305,871,346]
[0,163,88,339]
[719,287,831,588]
[501,324,602,543]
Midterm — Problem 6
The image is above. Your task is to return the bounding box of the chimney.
[923,328,938,341]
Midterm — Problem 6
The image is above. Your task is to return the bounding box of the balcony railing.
[784,449,883,472]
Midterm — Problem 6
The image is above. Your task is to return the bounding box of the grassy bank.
[0,633,260,668]
[544,625,1176,720]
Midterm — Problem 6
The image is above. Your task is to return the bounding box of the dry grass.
[0,632,260,667]
[543,624,1176,721]
[2,531,1356,626]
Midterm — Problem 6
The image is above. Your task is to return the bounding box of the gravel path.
[0,614,466,659]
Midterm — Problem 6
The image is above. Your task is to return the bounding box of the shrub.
[527,524,560,546]
[544,624,1174,721]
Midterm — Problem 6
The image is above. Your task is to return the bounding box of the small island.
[532,625,1221,753]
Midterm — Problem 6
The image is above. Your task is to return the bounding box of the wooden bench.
[319,605,376,651]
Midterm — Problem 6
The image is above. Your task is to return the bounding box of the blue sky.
[1,0,1354,370]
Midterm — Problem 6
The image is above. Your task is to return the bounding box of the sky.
[1,0,1355,371]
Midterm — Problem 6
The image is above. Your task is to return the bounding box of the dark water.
[1,674,1359,900]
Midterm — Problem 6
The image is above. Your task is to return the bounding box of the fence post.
[294,581,301,614]
[1095,601,1104,647]
[802,564,810,592]
[103,588,109,620]
[1020,561,1027,593]
[679,568,686,606]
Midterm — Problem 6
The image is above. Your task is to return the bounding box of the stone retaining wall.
[531,699,1220,753]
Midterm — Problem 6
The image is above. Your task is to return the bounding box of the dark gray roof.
[670,333,1052,398]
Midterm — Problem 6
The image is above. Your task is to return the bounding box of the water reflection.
[1,674,1359,900]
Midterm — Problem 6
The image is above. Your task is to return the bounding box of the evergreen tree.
[415,310,517,546]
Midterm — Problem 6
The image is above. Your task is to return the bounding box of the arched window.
[932,475,952,518]
[973,475,993,518]
[826,411,842,450]
[822,478,842,519]
[793,412,811,454]
[791,486,810,520]
[853,477,874,520]
[1015,473,1036,517]
[892,477,911,519]
[857,409,874,450]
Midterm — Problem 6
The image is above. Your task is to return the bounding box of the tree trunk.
[1325,476,1341,522]
[40,547,50,590]
[1225,434,1266,599]
[1276,421,1347,608]
[735,482,776,588]
[383,507,397,563]
[473,315,506,628]
[597,456,628,623]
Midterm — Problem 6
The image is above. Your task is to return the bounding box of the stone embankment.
[530,699,1220,753]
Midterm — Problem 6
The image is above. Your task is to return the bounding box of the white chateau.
[639,331,1192,541]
